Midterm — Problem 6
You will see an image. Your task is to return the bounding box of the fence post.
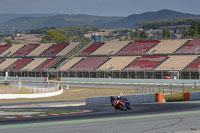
[194,82,197,91]
[170,84,173,100]
[163,88,164,95]
[182,83,184,98]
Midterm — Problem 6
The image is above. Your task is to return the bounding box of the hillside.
[0,13,60,23]
[0,14,123,30]
[0,9,200,30]
[104,9,200,28]
[138,17,200,29]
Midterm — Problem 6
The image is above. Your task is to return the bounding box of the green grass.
[164,88,200,102]
[0,86,136,102]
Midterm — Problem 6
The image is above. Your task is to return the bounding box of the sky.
[0,0,199,16]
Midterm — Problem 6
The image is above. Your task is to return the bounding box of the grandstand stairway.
[96,57,111,70]
[145,41,160,55]
[153,56,169,70]
[183,56,200,71]
[40,43,69,57]
[173,40,191,54]
[35,58,60,71]
[116,42,132,55]
[122,57,140,70]
[8,58,33,71]
[68,58,85,70]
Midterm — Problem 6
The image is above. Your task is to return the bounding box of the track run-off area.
[0,101,200,133]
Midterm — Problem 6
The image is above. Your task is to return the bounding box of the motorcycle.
[110,96,132,111]
[122,98,132,110]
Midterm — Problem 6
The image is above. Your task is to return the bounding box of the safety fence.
[86,94,155,105]
[0,80,62,94]
[0,70,200,80]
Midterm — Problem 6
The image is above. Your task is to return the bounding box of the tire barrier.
[189,91,200,101]
[184,92,190,101]
[86,94,155,106]
[183,91,200,101]
[155,93,166,102]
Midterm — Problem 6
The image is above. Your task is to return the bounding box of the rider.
[114,96,122,110]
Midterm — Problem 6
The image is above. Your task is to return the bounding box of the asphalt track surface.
[0,101,200,133]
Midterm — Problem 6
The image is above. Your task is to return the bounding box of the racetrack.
[0,81,199,133]
[0,101,200,133]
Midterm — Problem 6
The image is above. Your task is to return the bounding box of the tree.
[4,39,12,44]
[162,29,171,39]
[130,32,135,41]
[139,31,148,40]
[41,30,69,43]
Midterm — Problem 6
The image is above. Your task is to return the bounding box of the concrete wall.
[0,89,63,99]
[86,94,155,106]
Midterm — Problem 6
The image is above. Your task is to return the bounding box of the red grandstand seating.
[0,58,5,63]
[7,58,33,71]
[176,39,200,54]
[35,58,59,71]
[0,44,11,55]
[118,40,159,55]
[80,42,104,55]
[40,43,69,56]
[71,56,110,70]
[13,44,39,57]
[125,56,167,70]
[186,58,200,71]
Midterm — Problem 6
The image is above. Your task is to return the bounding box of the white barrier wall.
[86,94,155,106]
[190,91,200,101]
[0,89,63,99]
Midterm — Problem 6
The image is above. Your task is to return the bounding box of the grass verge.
[0,86,136,102]
[0,109,82,117]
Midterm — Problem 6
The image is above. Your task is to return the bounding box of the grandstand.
[185,57,200,71]
[176,39,200,54]
[91,41,129,55]
[57,42,80,56]
[58,57,84,70]
[6,58,33,71]
[125,56,167,70]
[147,39,188,54]
[40,43,69,57]
[0,39,200,79]
[0,44,25,56]
[22,58,47,71]
[118,40,159,55]
[80,42,104,56]
[71,56,110,70]
[0,58,19,71]
[155,55,198,71]
[27,43,53,56]
[99,56,138,70]
[35,58,59,71]
[13,44,39,57]
[0,44,11,55]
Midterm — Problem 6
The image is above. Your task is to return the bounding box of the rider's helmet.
[117,96,121,100]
